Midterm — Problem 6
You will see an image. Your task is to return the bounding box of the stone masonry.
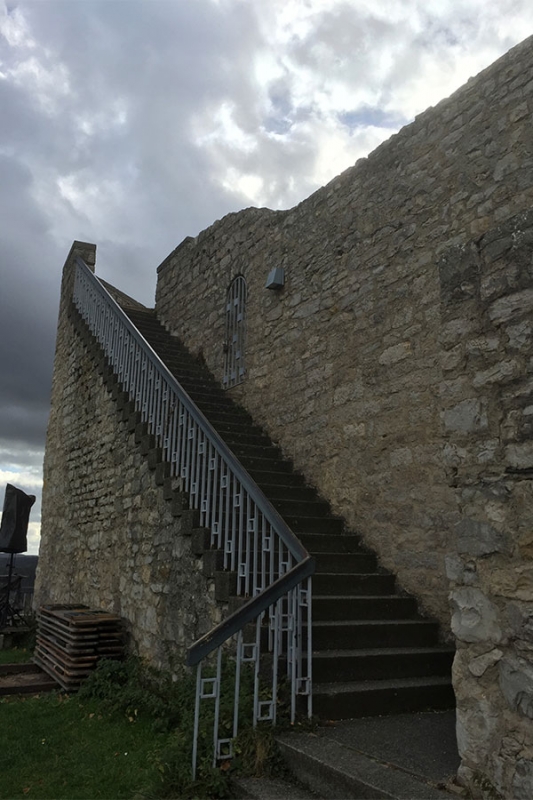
[153,37,533,798]
[36,243,219,670]
[38,37,533,799]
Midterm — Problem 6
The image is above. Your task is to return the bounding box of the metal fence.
[73,257,314,776]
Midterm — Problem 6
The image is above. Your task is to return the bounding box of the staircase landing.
[234,711,460,799]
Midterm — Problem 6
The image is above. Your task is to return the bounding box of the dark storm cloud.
[0,0,264,465]
[1,0,531,556]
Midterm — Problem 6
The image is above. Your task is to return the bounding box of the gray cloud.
[1,0,532,554]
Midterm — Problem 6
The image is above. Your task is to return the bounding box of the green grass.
[0,693,169,799]
[0,654,289,799]
[0,647,33,664]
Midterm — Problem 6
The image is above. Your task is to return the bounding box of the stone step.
[311,676,455,720]
[229,442,283,460]
[276,728,453,798]
[298,533,366,553]
[283,516,345,535]
[235,455,295,474]
[311,646,455,682]
[311,619,440,650]
[313,553,378,574]
[231,775,319,800]
[312,595,418,621]
[313,573,396,596]
[122,306,454,724]
[247,469,307,487]
[195,406,256,427]
[270,498,331,518]
[259,483,320,502]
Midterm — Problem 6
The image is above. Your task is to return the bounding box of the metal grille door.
[223,276,247,388]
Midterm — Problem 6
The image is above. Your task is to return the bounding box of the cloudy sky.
[1,0,532,555]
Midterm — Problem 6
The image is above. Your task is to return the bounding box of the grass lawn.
[0,651,266,799]
[0,647,33,665]
[0,692,169,799]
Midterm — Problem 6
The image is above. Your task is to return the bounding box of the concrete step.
[299,533,366,553]
[311,619,440,650]
[260,484,320,502]
[232,775,319,799]
[248,469,307,487]
[313,595,419,621]
[313,573,397,596]
[276,725,455,799]
[311,646,455,682]
[312,676,455,719]
[230,442,283,460]
[271,498,331,518]
[284,516,345,535]
[313,553,378,573]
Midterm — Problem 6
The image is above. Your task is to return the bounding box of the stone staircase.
[124,306,455,721]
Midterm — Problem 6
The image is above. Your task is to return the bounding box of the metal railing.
[72,257,314,776]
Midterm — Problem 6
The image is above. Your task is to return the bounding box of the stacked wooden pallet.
[34,604,124,691]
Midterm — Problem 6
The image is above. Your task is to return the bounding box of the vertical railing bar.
[306,576,313,719]
[244,494,251,598]
[272,598,279,726]
[252,505,259,597]
[204,440,213,530]
[195,427,203,513]
[212,648,223,769]
[290,588,297,723]
[253,614,261,728]
[229,473,236,574]
[233,630,242,739]
[192,663,202,780]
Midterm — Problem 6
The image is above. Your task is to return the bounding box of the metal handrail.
[74,257,309,563]
[72,256,314,776]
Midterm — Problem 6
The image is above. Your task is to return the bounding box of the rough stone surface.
[36,245,218,671]
[153,38,533,799]
[39,36,533,800]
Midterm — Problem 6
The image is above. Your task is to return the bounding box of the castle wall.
[155,37,533,796]
[36,244,218,671]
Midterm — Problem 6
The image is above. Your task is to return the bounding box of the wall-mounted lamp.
[265,267,285,290]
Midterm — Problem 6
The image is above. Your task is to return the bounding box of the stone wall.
[441,209,533,797]
[154,37,533,796]
[156,37,533,635]
[36,243,219,670]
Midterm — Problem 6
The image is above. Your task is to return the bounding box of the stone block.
[154,461,170,485]
[505,442,533,470]
[468,648,503,676]
[120,399,136,422]
[191,528,210,556]
[215,570,237,602]
[456,518,510,557]
[499,654,533,718]
[472,359,521,388]
[489,289,533,325]
[450,587,502,643]
[147,447,163,469]
[443,398,488,434]
[512,759,533,800]
[179,507,199,532]
[116,391,130,411]
[202,549,224,577]
[378,341,412,365]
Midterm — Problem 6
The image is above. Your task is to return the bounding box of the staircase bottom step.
[312,676,455,720]
[232,775,319,799]
[276,728,453,799]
